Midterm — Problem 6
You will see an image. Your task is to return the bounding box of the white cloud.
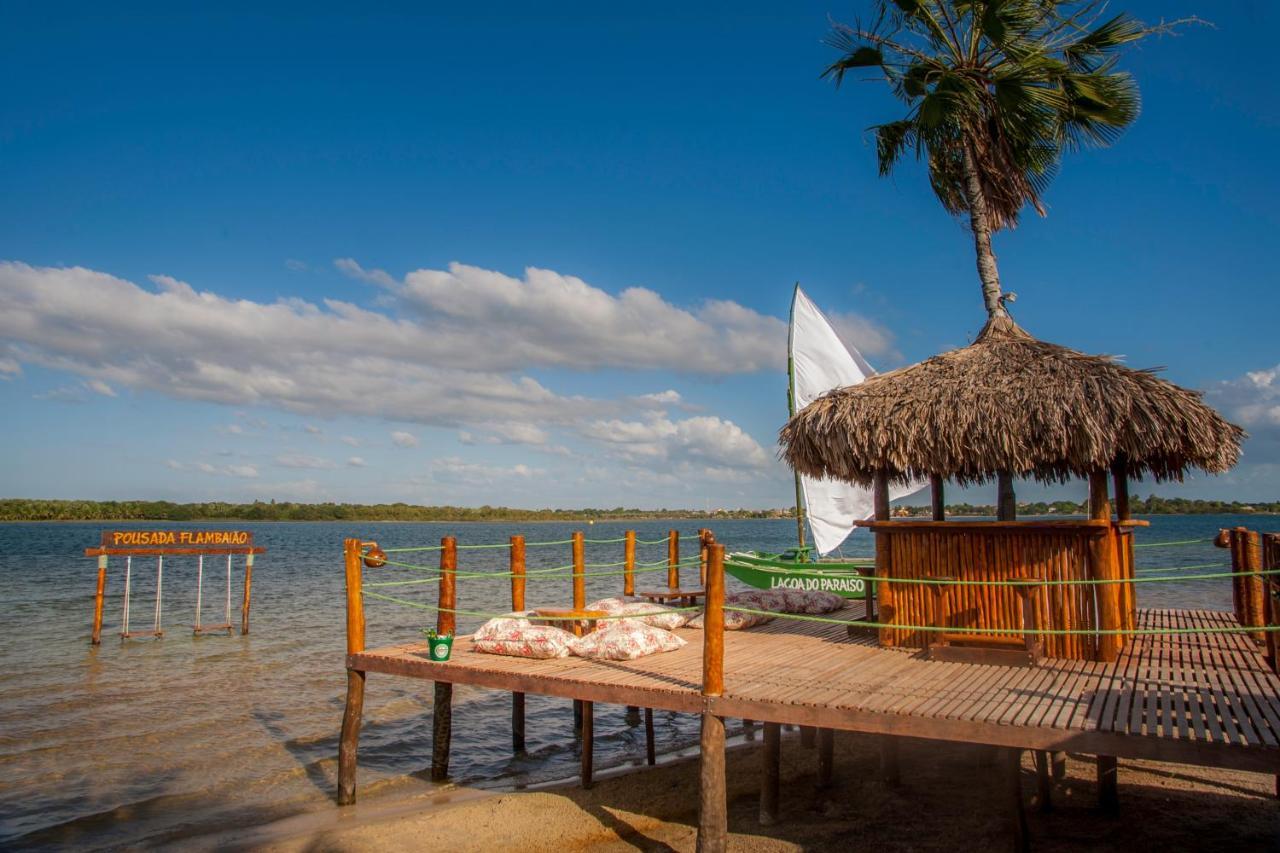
[275,454,336,469]
[428,456,545,486]
[303,424,322,435]
[85,379,117,397]
[391,430,419,448]
[285,259,309,272]
[0,260,801,490]
[580,414,773,470]
[347,456,366,467]
[167,459,259,478]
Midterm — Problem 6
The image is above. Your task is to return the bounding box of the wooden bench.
[636,588,705,607]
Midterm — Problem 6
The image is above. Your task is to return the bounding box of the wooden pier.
[351,604,1279,774]
[336,532,1280,851]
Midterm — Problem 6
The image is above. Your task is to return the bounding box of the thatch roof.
[780,315,1244,487]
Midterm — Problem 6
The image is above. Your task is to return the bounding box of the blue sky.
[2,1,1278,508]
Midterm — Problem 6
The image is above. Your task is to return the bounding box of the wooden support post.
[432,536,457,782]
[668,529,680,591]
[872,470,890,631]
[1089,470,1121,663]
[1113,459,1136,635]
[645,707,656,766]
[1034,750,1052,812]
[1005,748,1029,853]
[624,530,636,597]
[997,472,1017,521]
[930,474,945,521]
[337,538,366,805]
[1051,751,1067,783]
[697,543,727,853]
[580,700,594,788]
[1097,754,1118,812]
[817,727,834,789]
[510,535,526,752]
[759,721,780,826]
[240,553,254,635]
[800,726,816,748]
[91,555,107,645]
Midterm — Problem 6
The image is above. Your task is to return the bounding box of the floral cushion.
[569,619,686,660]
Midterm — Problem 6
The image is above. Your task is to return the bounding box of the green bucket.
[427,635,454,661]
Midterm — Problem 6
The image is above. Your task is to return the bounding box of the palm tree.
[824,1,1188,319]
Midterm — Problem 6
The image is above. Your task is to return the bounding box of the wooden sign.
[87,530,264,556]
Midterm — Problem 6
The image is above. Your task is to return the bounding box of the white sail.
[790,286,924,554]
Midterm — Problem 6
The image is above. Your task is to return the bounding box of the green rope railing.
[369,555,702,582]
[363,590,700,622]
[721,605,1280,637]
[1132,538,1214,548]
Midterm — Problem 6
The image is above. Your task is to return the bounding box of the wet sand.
[205,730,1278,852]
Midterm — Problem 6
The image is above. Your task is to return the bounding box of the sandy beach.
[202,730,1277,852]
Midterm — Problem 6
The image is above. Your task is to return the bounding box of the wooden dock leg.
[1005,748,1029,853]
[1034,750,1052,812]
[800,725,816,748]
[697,712,727,853]
[574,698,584,733]
[91,556,107,645]
[1097,755,1118,812]
[880,737,900,786]
[337,669,365,805]
[240,553,254,635]
[1051,750,1067,782]
[817,728,834,789]
[760,721,780,826]
[625,704,640,722]
[512,692,526,752]
[431,681,453,781]
[645,707,656,765]
[581,700,594,789]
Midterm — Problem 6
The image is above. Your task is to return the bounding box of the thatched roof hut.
[780,314,1244,488]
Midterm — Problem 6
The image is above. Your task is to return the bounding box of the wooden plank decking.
[350,606,1280,775]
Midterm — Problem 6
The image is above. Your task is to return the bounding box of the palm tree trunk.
[961,143,1006,319]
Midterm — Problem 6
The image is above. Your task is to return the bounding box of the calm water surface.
[0,516,1264,849]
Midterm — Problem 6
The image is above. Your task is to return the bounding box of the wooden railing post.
[1244,530,1267,643]
[699,528,710,588]
[91,555,107,645]
[338,538,366,805]
[432,536,457,781]
[697,542,727,852]
[511,534,527,752]
[1264,533,1280,673]
[572,530,586,732]
[668,529,680,591]
[572,531,585,613]
[624,530,636,597]
[240,552,254,635]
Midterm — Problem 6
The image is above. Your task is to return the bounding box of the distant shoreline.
[1,497,1275,525]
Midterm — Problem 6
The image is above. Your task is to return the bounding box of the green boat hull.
[723,550,872,599]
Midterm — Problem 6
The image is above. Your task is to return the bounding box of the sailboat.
[723,285,922,598]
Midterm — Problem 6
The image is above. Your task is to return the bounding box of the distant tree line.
[0,499,788,523]
[0,494,1275,523]
[897,495,1280,518]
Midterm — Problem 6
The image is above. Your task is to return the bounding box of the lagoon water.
[0,516,1261,849]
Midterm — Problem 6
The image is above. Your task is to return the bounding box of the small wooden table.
[636,588,705,607]
[532,608,607,637]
